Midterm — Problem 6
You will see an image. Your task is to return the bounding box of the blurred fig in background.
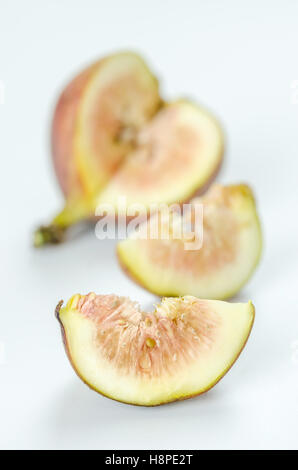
[34,51,224,246]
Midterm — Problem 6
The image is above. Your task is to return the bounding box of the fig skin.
[55,296,255,407]
[34,52,224,247]
[52,62,100,198]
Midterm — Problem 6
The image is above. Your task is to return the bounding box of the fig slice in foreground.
[117,183,262,300]
[56,293,254,406]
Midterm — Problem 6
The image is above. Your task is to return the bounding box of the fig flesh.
[56,293,254,406]
[34,52,223,246]
[117,184,262,299]
[96,100,223,211]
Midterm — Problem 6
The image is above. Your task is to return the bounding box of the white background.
[1,0,298,450]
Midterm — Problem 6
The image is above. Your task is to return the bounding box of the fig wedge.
[56,293,254,406]
[117,184,262,299]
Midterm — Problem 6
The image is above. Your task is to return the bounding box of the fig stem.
[33,199,94,247]
[34,224,66,247]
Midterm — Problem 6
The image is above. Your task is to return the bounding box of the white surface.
[1,0,298,450]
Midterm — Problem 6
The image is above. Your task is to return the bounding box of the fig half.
[56,293,255,406]
[34,51,223,246]
[117,184,262,299]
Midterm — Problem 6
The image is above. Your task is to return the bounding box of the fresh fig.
[56,293,254,406]
[117,184,262,300]
[34,51,223,246]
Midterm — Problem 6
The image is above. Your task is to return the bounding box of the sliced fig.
[34,51,161,246]
[34,51,224,246]
[56,293,254,406]
[117,184,262,300]
[96,100,223,211]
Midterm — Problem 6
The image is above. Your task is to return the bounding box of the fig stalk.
[34,198,94,246]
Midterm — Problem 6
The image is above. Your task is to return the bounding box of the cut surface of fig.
[56,293,254,406]
[96,100,223,210]
[117,184,262,299]
[34,51,224,246]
